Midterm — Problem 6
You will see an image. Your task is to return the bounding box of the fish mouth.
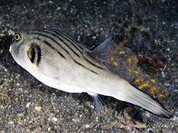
[9,41,15,53]
[9,45,12,52]
[9,43,13,53]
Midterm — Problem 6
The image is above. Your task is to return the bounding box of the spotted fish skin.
[9,29,172,118]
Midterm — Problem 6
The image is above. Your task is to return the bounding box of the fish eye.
[14,33,22,41]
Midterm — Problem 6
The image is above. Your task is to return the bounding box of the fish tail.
[120,85,173,118]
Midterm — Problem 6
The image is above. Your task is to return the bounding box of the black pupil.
[15,34,20,40]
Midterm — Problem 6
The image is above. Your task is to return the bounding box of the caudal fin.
[124,85,173,118]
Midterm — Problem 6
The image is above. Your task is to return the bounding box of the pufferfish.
[9,29,172,118]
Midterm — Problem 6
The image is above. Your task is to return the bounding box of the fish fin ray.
[88,92,103,115]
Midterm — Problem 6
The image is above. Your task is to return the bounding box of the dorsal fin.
[92,36,112,54]
[86,37,114,64]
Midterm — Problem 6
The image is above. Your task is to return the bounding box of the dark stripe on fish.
[31,30,105,72]
[84,57,104,70]
[39,30,81,58]
[43,39,97,74]
[52,30,83,55]
[43,40,66,59]
[31,32,70,57]
[72,57,98,74]
[49,30,104,70]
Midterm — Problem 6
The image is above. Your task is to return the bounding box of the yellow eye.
[14,33,21,41]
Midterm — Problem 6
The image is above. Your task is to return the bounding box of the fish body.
[9,29,172,118]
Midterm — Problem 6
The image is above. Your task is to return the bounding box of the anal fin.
[87,92,103,115]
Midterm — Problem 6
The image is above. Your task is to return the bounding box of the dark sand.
[0,0,177,132]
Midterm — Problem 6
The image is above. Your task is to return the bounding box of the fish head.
[9,32,40,72]
[9,31,67,85]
